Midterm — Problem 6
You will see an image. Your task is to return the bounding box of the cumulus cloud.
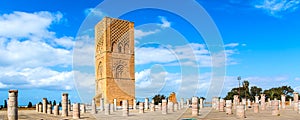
[0,11,74,91]
[135,43,239,67]
[254,0,300,17]
[134,29,160,40]
[158,16,171,28]
[84,8,105,17]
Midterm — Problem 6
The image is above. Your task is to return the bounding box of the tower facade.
[94,17,135,106]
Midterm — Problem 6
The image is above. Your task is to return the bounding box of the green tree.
[53,100,56,106]
[250,86,262,100]
[27,102,33,108]
[4,100,7,108]
[152,94,166,105]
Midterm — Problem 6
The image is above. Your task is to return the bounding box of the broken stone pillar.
[260,94,266,110]
[225,100,232,115]
[236,105,245,118]
[38,104,42,113]
[298,102,300,114]
[122,100,129,116]
[180,98,184,109]
[200,98,204,109]
[113,98,117,111]
[139,102,144,114]
[174,103,178,111]
[100,98,104,111]
[145,98,149,110]
[62,93,68,117]
[133,99,137,110]
[295,101,299,111]
[294,92,299,103]
[91,99,97,114]
[253,103,259,113]
[36,104,39,112]
[192,97,199,116]
[247,99,251,108]
[168,102,174,112]
[255,96,259,103]
[54,105,59,116]
[42,98,47,114]
[80,104,86,114]
[272,100,279,115]
[281,94,286,109]
[150,100,155,111]
[47,104,52,114]
[212,97,217,109]
[216,98,220,110]
[233,95,239,109]
[105,104,110,115]
[7,90,18,120]
[158,103,162,111]
[186,99,190,108]
[219,99,225,112]
[162,99,167,114]
[289,98,292,106]
[73,103,80,119]
[68,103,71,113]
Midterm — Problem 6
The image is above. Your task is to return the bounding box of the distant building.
[94,17,135,106]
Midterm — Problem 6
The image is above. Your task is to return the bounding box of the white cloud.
[295,77,300,81]
[134,29,160,39]
[254,0,300,16]
[158,16,171,28]
[54,36,74,49]
[0,11,62,38]
[84,8,105,17]
[135,43,239,67]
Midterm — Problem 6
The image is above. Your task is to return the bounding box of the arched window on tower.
[118,43,123,53]
[112,41,117,52]
[124,43,129,54]
[115,65,124,78]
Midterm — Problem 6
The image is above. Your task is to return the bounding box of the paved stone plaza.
[2,105,300,120]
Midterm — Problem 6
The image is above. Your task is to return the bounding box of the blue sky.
[1,0,300,105]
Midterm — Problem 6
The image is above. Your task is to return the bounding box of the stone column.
[180,98,184,109]
[150,100,155,111]
[162,99,167,114]
[200,98,204,109]
[233,95,239,109]
[7,90,18,120]
[236,105,245,118]
[36,104,39,112]
[219,99,225,112]
[139,102,144,114]
[158,103,162,111]
[174,103,178,111]
[80,104,86,114]
[145,98,149,110]
[272,100,279,115]
[260,94,266,110]
[186,99,190,108]
[73,103,80,119]
[298,101,300,114]
[133,99,137,110]
[281,94,286,109]
[105,104,110,115]
[253,103,259,113]
[38,104,42,113]
[113,98,117,111]
[168,102,174,112]
[216,98,220,110]
[62,93,68,117]
[225,100,232,115]
[91,99,97,114]
[68,103,71,113]
[289,98,292,106]
[100,98,104,111]
[294,92,299,103]
[255,96,259,103]
[294,101,299,111]
[42,98,47,114]
[54,105,59,116]
[122,100,129,116]
[47,104,52,114]
[247,99,251,108]
[212,97,217,109]
[192,97,199,116]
